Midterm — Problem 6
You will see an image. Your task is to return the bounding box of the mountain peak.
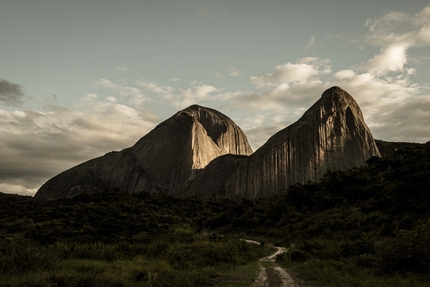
[321,86,348,98]
[223,86,381,200]
[320,86,357,106]
[321,86,359,107]
[36,105,252,198]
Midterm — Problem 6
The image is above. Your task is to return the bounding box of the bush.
[166,241,236,269]
[0,239,58,272]
[377,220,430,273]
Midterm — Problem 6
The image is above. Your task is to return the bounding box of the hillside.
[1,142,430,286]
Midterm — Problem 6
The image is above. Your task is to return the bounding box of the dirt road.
[250,243,310,287]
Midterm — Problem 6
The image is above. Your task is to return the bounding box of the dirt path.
[250,244,308,287]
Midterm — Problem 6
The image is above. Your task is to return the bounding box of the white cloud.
[214,72,223,79]
[136,79,173,94]
[165,84,218,108]
[169,78,180,82]
[116,66,128,71]
[250,63,317,86]
[92,78,118,89]
[362,4,430,75]
[228,67,242,77]
[114,104,139,118]
[333,69,356,80]
[304,36,324,51]
[81,93,98,102]
[119,86,144,97]
[0,182,38,196]
[367,43,409,75]
[250,58,331,87]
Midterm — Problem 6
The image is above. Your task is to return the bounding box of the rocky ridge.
[185,86,381,200]
[36,87,382,200]
[35,105,253,198]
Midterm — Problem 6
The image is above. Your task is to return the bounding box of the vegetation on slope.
[0,191,272,286]
[0,142,429,286]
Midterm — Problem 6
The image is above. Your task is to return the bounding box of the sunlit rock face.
[35,105,253,198]
[224,86,381,200]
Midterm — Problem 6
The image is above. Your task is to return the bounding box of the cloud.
[214,72,223,79]
[136,79,173,94]
[119,86,148,106]
[229,47,429,145]
[308,36,316,46]
[92,78,118,89]
[165,83,218,108]
[0,78,25,106]
[304,36,324,51]
[250,58,331,86]
[81,93,98,102]
[89,79,151,108]
[369,96,430,143]
[366,43,409,75]
[116,66,128,71]
[362,4,430,75]
[0,182,39,197]
[228,68,242,77]
[365,5,430,46]
[0,97,159,196]
[169,78,180,82]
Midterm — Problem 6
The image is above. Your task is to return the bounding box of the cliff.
[181,154,248,199]
[35,105,253,198]
[223,86,381,200]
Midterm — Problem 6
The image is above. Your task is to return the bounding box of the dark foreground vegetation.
[1,142,430,286]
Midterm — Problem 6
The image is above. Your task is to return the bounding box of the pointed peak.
[184,104,205,111]
[321,86,350,98]
[178,104,230,121]
[179,104,217,116]
[319,86,359,111]
[321,86,351,100]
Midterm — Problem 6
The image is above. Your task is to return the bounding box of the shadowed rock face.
[223,86,381,200]
[35,105,253,198]
[181,154,248,199]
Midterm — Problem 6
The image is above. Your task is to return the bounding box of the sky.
[1,0,430,196]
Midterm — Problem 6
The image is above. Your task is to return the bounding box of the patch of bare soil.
[252,247,314,287]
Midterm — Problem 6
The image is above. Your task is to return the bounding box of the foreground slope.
[223,86,381,200]
[35,105,252,198]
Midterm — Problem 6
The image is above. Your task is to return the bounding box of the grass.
[283,259,430,287]
[0,236,271,287]
[206,260,262,287]
[0,257,219,287]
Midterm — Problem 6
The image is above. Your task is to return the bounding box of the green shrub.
[166,241,236,269]
[377,221,430,273]
[0,239,58,272]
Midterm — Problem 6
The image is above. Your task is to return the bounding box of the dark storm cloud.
[0,79,25,106]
